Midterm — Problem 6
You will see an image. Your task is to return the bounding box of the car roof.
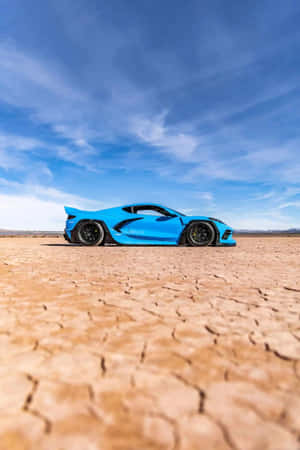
[124,203,166,208]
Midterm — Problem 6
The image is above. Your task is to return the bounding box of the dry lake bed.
[0,236,299,449]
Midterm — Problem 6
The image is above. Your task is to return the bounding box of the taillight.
[67,215,76,220]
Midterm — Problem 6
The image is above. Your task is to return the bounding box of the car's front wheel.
[186,222,215,246]
[77,221,105,246]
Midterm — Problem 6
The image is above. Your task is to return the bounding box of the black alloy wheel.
[186,222,215,246]
[77,221,105,246]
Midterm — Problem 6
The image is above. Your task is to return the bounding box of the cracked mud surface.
[0,236,299,450]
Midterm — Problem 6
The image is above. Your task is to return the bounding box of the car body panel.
[125,215,183,243]
[64,203,236,246]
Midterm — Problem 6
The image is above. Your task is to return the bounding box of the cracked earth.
[0,236,299,450]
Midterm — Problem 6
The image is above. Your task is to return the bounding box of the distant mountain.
[236,229,300,234]
[0,229,62,235]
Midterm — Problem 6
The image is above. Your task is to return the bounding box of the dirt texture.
[0,237,299,450]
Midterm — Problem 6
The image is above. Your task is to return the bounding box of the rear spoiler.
[64,206,83,216]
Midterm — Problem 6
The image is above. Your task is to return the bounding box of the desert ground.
[0,236,299,450]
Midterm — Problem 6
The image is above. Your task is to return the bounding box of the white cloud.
[0,194,66,230]
[0,41,85,102]
[0,177,102,207]
[253,191,276,200]
[0,133,43,151]
[224,208,297,230]
[0,41,99,155]
[131,114,199,162]
[0,178,110,230]
[0,127,96,173]
[280,165,300,184]
[0,150,22,170]
[278,201,300,209]
[283,187,300,197]
[181,159,245,182]
[0,131,45,170]
[251,186,300,204]
[193,191,214,202]
[54,146,97,171]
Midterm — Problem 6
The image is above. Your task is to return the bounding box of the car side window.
[136,209,162,216]
[133,206,172,217]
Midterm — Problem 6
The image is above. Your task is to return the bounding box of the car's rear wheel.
[77,221,105,246]
[186,222,215,246]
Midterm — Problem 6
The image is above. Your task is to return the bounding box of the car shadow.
[41,243,180,248]
[41,243,234,248]
[41,243,80,247]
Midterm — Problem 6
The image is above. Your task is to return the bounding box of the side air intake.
[222,229,232,240]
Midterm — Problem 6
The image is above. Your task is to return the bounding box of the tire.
[186,221,215,246]
[76,221,105,246]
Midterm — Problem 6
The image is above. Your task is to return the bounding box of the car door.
[127,213,183,242]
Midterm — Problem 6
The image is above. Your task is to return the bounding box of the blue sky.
[1,0,300,230]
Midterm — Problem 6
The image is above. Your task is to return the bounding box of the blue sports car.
[64,203,236,247]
